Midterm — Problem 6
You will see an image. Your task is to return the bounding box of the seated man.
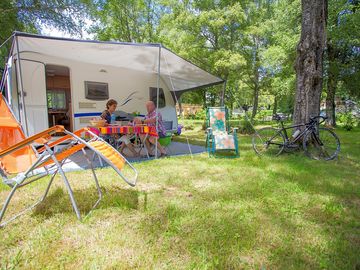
[140,101,167,157]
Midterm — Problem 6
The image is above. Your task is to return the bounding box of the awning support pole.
[0,34,14,50]
[155,45,161,158]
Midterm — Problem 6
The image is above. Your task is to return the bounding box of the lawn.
[0,122,359,269]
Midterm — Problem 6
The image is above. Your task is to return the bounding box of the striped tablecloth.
[89,125,158,137]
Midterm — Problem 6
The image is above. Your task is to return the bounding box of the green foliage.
[184,108,206,120]
[89,0,161,43]
[261,0,300,100]
[180,90,206,107]
[0,0,92,68]
[278,94,295,114]
[326,0,360,99]
[0,0,90,38]
[337,112,358,131]
[254,110,272,122]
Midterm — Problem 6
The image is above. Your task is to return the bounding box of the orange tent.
[0,93,36,173]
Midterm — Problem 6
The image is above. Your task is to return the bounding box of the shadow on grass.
[32,186,139,219]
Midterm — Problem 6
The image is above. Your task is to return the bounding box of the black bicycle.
[252,114,341,160]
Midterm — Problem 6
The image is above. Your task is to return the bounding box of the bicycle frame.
[277,121,313,144]
[267,120,319,147]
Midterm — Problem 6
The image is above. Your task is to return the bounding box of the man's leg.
[149,137,166,155]
[125,142,139,157]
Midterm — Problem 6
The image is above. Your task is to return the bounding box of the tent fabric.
[14,32,224,92]
[0,93,36,174]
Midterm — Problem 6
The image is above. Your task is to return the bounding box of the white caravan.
[1,32,223,136]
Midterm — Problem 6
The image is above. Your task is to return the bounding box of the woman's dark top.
[100,110,111,124]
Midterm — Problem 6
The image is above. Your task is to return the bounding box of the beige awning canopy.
[13,32,224,93]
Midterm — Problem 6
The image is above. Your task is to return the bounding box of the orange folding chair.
[0,94,138,227]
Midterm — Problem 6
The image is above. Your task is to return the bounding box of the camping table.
[88,125,158,158]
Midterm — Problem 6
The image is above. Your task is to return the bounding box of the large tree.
[158,1,247,107]
[293,0,328,125]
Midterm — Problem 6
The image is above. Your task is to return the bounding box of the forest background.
[1,0,359,126]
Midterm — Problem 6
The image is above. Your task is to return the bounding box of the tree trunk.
[220,79,227,106]
[178,99,183,116]
[273,95,278,115]
[202,90,207,109]
[293,0,328,126]
[251,43,260,120]
[229,87,234,111]
[325,42,337,127]
[252,84,259,119]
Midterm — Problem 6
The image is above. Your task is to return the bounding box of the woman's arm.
[100,110,108,120]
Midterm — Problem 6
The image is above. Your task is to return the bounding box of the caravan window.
[47,90,66,110]
[85,81,109,100]
[149,87,165,108]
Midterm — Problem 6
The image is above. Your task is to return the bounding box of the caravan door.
[17,60,48,136]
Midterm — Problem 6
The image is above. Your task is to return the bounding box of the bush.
[254,110,273,122]
[337,112,357,131]
[184,124,195,130]
[184,109,206,120]
[238,119,255,134]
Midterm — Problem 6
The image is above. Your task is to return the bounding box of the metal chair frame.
[0,126,137,227]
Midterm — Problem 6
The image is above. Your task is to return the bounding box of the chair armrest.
[232,127,238,134]
[206,127,212,134]
[37,128,88,153]
[0,125,65,158]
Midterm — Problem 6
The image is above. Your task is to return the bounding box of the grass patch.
[0,123,359,269]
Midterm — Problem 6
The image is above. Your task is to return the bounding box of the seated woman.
[99,99,118,143]
[100,99,137,157]
[100,99,117,125]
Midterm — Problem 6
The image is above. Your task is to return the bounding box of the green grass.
[0,123,359,269]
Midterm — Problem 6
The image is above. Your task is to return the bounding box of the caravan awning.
[13,32,224,93]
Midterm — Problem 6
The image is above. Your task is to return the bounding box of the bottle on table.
[111,113,116,124]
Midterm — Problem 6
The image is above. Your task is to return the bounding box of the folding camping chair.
[0,95,138,227]
[0,126,138,227]
[158,132,173,155]
[206,107,239,157]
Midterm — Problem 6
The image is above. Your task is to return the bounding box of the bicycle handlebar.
[309,115,327,124]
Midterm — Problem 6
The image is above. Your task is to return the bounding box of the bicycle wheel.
[303,127,340,160]
[252,127,285,157]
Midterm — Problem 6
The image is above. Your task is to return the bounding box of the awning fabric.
[14,32,224,92]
